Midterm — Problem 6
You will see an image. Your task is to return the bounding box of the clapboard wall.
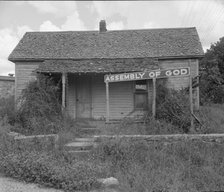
[14,61,40,101]
[14,58,199,119]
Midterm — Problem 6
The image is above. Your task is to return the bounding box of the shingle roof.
[8,27,204,61]
[36,58,159,73]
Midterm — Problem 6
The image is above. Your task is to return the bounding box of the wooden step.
[75,137,95,142]
[64,141,95,151]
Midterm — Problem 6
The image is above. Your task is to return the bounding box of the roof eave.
[8,54,204,62]
[157,54,204,60]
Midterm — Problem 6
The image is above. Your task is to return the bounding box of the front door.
[76,75,91,118]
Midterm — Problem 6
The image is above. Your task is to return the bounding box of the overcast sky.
[0,1,224,76]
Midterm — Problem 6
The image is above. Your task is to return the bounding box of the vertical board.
[91,74,134,120]
[91,75,106,119]
[66,74,76,118]
[158,59,199,109]
[15,62,40,102]
[76,75,91,118]
[106,82,109,122]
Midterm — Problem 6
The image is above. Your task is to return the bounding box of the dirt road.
[0,174,120,192]
[0,174,62,192]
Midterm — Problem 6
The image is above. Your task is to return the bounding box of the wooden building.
[0,75,15,98]
[8,21,204,122]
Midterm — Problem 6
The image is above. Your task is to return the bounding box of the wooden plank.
[189,75,194,131]
[106,82,109,122]
[188,59,194,131]
[147,80,151,111]
[152,78,156,118]
[62,72,66,111]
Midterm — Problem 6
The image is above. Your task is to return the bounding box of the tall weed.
[93,137,224,192]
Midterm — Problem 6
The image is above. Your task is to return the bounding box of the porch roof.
[36,58,159,73]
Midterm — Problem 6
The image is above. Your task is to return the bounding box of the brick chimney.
[99,20,107,32]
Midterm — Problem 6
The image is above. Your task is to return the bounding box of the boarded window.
[134,80,148,109]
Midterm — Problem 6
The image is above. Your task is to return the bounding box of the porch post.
[188,60,194,131]
[152,78,156,118]
[189,74,194,131]
[147,80,151,111]
[106,82,109,123]
[62,72,66,111]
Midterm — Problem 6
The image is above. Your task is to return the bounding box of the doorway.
[76,75,92,118]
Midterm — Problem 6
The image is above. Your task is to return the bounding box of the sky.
[0,1,224,76]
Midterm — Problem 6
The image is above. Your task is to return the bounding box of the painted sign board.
[104,67,190,83]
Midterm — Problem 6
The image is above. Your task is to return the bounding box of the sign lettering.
[104,67,190,82]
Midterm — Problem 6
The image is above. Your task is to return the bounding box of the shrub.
[14,74,63,135]
[156,83,191,133]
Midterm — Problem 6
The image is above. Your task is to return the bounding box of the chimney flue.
[99,20,107,32]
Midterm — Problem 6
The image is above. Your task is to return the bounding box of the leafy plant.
[14,74,62,135]
[155,82,191,133]
[199,36,224,104]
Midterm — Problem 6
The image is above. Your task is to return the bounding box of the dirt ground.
[0,174,62,192]
[0,174,120,192]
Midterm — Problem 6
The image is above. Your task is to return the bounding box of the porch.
[36,58,159,122]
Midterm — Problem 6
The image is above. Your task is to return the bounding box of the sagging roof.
[8,27,204,61]
[36,58,159,73]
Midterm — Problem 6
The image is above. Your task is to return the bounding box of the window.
[134,80,148,109]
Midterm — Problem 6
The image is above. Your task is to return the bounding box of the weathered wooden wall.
[66,74,134,120]
[15,61,40,101]
[158,58,199,110]
[14,58,200,119]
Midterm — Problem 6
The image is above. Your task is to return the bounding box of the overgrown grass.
[92,137,224,192]
[0,127,107,191]
[195,104,224,133]
[101,117,183,135]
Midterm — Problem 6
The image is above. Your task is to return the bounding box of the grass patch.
[0,128,108,191]
[92,137,224,192]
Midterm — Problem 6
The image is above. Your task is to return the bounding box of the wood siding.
[91,75,134,120]
[67,74,134,120]
[158,59,199,110]
[14,58,200,120]
[66,74,76,118]
[15,62,40,102]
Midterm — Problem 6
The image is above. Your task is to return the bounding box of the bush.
[156,83,191,133]
[14,74,62,135]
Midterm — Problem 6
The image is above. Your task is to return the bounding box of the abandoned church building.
[8,21,204,122]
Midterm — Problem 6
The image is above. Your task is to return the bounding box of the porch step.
[64,141,95,151]
[75,137,95,142]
